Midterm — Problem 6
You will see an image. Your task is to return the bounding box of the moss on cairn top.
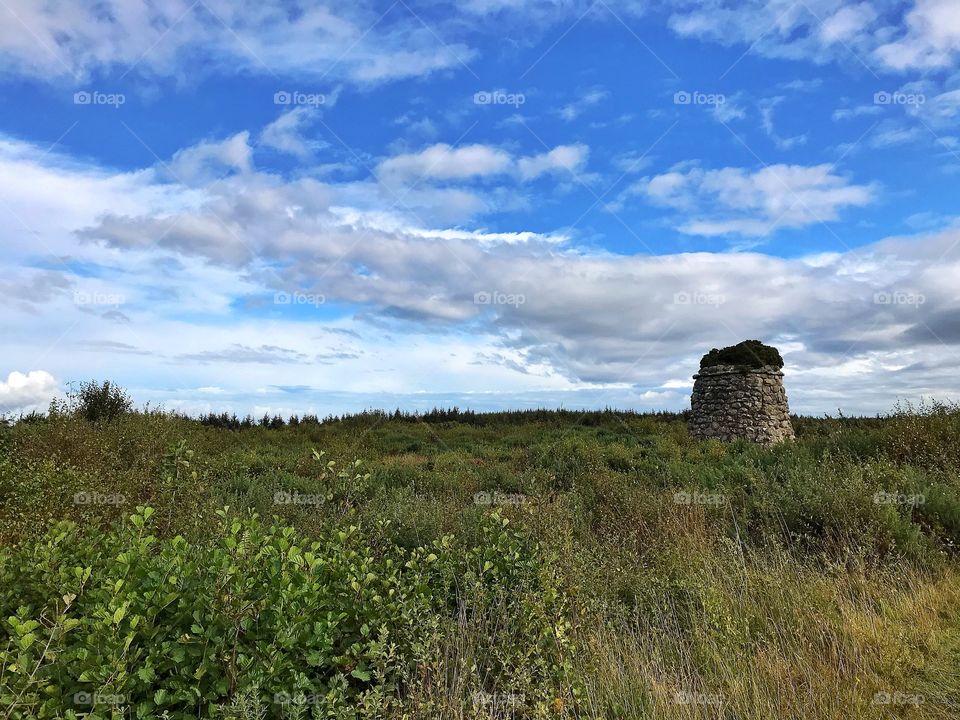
[699,340,784,370]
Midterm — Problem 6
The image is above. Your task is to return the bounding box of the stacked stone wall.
[689,364,794,444]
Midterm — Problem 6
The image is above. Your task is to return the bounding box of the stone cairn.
[689,340,795,445]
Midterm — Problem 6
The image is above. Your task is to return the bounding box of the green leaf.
[18,632,36,651]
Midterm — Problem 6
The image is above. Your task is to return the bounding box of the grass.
[1,400,959,718]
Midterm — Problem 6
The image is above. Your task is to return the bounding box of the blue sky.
[1,0,959,417]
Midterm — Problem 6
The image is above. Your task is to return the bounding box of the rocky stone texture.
[689,364,795,445]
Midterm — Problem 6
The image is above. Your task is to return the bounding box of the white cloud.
[667,1,867,62]
[819,3,878,43]
[611,150,655,174]
[666,0,960,72]
[0,0,954,89]
[759,97,807,150]
[623,163,876,237]
[876,0,960,69]
[394,114,440,139]
[870,123,924,148]
[167,132,253,185]
[713,100,747,122]
[0,134,192,273]
[558,88,609,121]
[915,88,960,123]
[0,1,475,83]
[260,108,325,158]
[516,144,589,180]
[0,370,57,414]
[832,104,883,121]
[378,143,513,182]
[377,142,589,185]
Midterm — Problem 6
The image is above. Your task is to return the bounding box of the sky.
[1,0,959,419]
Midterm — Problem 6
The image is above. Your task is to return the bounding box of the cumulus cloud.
[0,370,57,414]
[377,142,589,185]
[516,144,589,180]
[378,144,513,182]
[619,163,876,237]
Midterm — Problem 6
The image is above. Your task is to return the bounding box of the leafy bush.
[51,380,133,423]
[0,506,572,719]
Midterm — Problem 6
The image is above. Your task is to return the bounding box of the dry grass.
[574,547,960,720]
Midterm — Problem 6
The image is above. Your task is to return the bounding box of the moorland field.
[2,384,959,719]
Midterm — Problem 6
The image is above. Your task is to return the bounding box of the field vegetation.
[1,383,959,718]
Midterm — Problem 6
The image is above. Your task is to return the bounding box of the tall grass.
[1,401,959,717]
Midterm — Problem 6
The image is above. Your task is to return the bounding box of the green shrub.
[1,507,440,718]
[0,506,573,719]
[51,380,133,423]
